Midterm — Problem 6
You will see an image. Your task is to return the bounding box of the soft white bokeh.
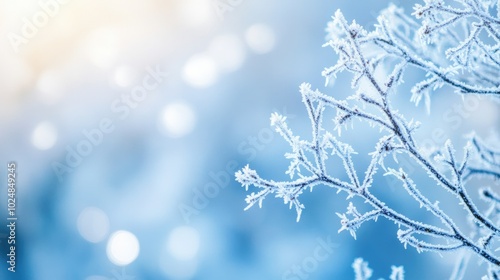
[36,71,64,104]
[161,102,196,138]
[159,226,199,279]
[77,207,110,243]
[208,34,246,72]
[31,121,58,150]
[84,28,120,68]
[245,24,276,54]
[182,53,219,88]
[113,65,137,88]
[167,226,201,261]
[178,0,215,28]
[106,230,140,266]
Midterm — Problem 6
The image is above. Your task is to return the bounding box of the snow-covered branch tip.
[352,258,404,280]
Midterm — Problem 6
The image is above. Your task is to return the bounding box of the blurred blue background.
[0,0,498,279]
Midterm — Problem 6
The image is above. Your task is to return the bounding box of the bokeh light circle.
[167,226,200,261]
[106,230,140,266]
[31,121,58,150]
[77,207,109,243]
[182,54,218,88]
[245,24,276,54]
[161,102,196,138]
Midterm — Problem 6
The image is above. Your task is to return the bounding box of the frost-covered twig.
[352,258,404,280]
[236,0,500,277]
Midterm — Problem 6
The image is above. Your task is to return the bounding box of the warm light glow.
[178,0,215,28]
[84,28,120,68]
[113,65,137,88]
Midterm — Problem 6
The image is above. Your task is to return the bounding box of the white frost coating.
[352,258,373,280]
[236,1,500,278]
